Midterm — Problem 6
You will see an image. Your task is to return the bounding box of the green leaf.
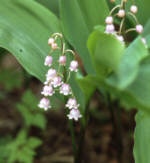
[60,0,109,74]
[104,36,150,110]
[16,90,47,129]
[88,30,125,75]
[134,111,150,163]
[36,0,60,17]
[0,0,61,82]
[108,37,149,89]
[86,39,150,112]
[0,0,87,112]
[7,130,42,163]
[124,55,150,109]
[143,19,150,36]
[0,136,12,163]
[76,74,96,104]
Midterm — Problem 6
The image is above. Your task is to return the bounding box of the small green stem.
[125,28,136,34]
[109,5,121,16]
[74,102,90,163]
[64,97,77,162]
[120,0,124,8]
[68,119,78,161]
[128,12,139,24]
[119,18,125,35]
[107,94,123,163]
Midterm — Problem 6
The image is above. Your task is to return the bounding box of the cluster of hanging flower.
[106,0,147,46]
[38,33,82,121]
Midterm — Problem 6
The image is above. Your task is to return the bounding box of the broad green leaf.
[88,30,125,75]
[125,55,150,108]
[0,0,60,82]
[60,0,109,74]
[85,50,150,112]
[0,0,89,113]
[109,37,149,89]
[76,75,96,104]
[69,72,96,110]
[36,0,60,17]
[134,111,150,163]
[69,73,96,125]
[105,36,150,110]
[106,55,150,111]
[143,19,150,36]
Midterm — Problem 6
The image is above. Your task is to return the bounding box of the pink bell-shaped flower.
[44,56,53,67]
[60,83,72,96]
[67,109,82,121]
[38,97,51,110]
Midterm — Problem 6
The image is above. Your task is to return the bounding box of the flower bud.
[141,38,147,45]
[118,9,125,18]
[51,43,58,50]
[105,24,115,33]
[59,56,66,65]
[136,24,143,33]
[60,83,72,96]
[51,76,63,88]
[110,0,115,3]
[66,98,79,109]
[115,35,124,44]
[46,69,57,82]
[130,5,138,14]
[105,16,113,24]
[67,109,82,121]
[44,56,53,67]
[41,85,54,96]
[48,38,54,45]
[38,97,51,110]
[69,60,78,72]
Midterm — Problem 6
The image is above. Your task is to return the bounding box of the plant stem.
[107,94,123,163]
[68,119,78,161]
[74,103,90,163]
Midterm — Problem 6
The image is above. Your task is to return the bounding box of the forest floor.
[0,54,135,163]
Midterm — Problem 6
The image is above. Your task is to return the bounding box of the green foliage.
[60,0,109,74]
[88,30,125,75]
[0,68,23,91]
[134,111,150,163]
[6,130,42,163]
[87,26,150,162]
[0,136,12,163]
[116,0,150,25]
[0,0,61,82]
[0,90,45,163]
[107,37,149,89]
[16,90,47,129]
[69,72,96,114]
[76,74,96,105]
[1,0,150,162]
[143,19,150,37]
[36,0,60,17]
[0,0,89,112]
[87,26,150,108]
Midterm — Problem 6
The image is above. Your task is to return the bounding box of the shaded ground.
[0,54,135,163]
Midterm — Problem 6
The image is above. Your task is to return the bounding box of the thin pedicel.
[105,0,147,46]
